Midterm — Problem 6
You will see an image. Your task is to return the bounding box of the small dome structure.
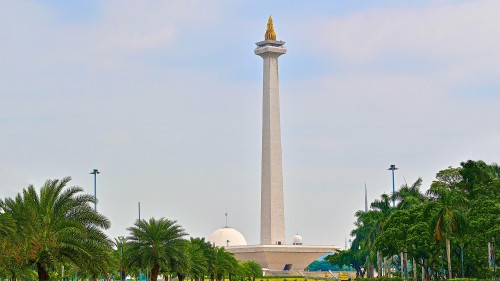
[209,227,247,247]
[292,234,303,245]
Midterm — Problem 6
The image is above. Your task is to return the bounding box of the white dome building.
[209,227,247,247]
[292,234,303,245]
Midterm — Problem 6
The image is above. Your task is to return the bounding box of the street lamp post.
[89,169,100,211]
[138,202,141,221]
[138,202,142,281]
[387,165,398,207]
[120,244,123,281]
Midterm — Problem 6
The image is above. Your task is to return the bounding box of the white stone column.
[255,40,286,245]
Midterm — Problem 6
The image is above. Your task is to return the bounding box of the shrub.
[357,278,404,281]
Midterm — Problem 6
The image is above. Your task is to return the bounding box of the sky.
[1,0,500,248]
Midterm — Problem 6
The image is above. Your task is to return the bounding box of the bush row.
[357,278,492,281]
[449,279,492,281]
[259,278,335,281]
[356,278,403,281]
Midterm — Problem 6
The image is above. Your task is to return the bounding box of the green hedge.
[257,278,331,280]
[259,277,306,279]
[358,278,491,281]
[356,278,403,281]
[449,279,491,281]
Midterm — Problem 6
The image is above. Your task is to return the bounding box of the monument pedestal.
[227,245,338,271]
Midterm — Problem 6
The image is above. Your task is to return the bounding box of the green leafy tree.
[0,211,27,281]
[327,249,366,278]
[426,172,468,279]
[111,236,129,281]
[393,178,426,210]
[390,178,427,278]
[374,210,411,257]
[241,260,262,281]
[169,240,191,281]
[211,246,238,281]
[340,160,498,280]
[369,193,393,277]
[458,160,500,278]
[0,177,112,281]
[189,238,218,281]
[350,211,374,277]
[188,237,209,281]
[125,217,187,281]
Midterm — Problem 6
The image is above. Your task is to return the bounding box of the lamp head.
[90,169,100,174]
[387,164,399,171]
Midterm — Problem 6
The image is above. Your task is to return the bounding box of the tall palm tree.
[426,185,468,279]
[212,247,238,281]
[392,178,427,278]
[0,177,112,281]
[241,261,262,281]
[188,238,209,281]
[125,217,187,281]
[112,236,129,281]
[351,209,383,278]
[0,212,15,237]
[393,178,427,210]
[197,239,218,281]
[169,240,190,281]
[351,194,392,252]
[370,194,393,277]
[0,211,25,281]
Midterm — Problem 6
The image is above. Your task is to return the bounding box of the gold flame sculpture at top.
[265,16,276,40]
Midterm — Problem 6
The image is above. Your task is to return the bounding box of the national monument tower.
[208,17,338,272]
[256,16,286,246]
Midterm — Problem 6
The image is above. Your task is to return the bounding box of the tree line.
[327,160,499,280]
[0,177,262,281]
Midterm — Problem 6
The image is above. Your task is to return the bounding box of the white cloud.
[304,1,500,65]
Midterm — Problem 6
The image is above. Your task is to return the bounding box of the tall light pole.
[138,201,142,281]
[89,169,100,211]
[138,202,141,221]
[387,164,398,207]
[120,239,124,281]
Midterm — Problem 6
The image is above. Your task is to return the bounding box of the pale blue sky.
[1,0,499,247]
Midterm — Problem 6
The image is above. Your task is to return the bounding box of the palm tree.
[392,178,427,278]
[188,238,210,281]
[241,261,262,281]
[196,239,218,281]
[168,240,190,281]
[370,194,393,277]
[0,177,112,281]
[351,209,382,278]
[426,184,468,279]
[212,247,238,281]
[0,211,25,281]
[393,178,427,210]
[125,217,187,281]
[112,236,129,281]
[0,212,15,237]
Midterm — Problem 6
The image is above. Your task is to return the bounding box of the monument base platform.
[226,245,338,271]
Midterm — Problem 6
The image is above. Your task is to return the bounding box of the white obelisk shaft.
[255,39,286,245]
